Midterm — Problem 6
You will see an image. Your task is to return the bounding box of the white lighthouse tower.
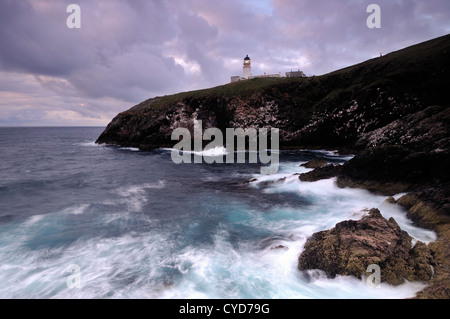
[243,55,251,79]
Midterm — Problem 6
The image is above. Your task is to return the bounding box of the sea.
[0,127,437,299]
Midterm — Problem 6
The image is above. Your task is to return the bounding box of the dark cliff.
[96,33,450,205]
[96,34,449,153]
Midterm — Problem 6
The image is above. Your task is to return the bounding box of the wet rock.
[258,177,287,188]
[242,178,258,185]
[300,158,328,169]
[389,189,450,299]
[336,145,449,195]
[271,245,289,250]
[384,196,396,204]
[299,164,343,182]
[298,208,435,286]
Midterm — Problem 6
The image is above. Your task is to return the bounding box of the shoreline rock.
[395,192,450,298]
[297,208,435,286]
[300,158,328,169]
[335,144,449,196]
[299,164,343,182]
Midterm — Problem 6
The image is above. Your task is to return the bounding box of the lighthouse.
[243,55,251,79]
[231,54,304,83]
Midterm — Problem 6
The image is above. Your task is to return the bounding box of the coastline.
[94,34,450,298]
[294,155,449,298]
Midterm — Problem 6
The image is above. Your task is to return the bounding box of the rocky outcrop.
[295,103,449,194]
[395,192,450,298]
[336,104,450,195]
[300,158,328,169]
[336,146,448,195]
[298,164,343,182]
[298,209,435,286]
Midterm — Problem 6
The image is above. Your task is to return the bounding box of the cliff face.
[96,33,450,200]
[96,34,450,154]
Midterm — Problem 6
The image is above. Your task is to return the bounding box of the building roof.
[244,55,250,61]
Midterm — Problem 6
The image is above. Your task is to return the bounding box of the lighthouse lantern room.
[243,55,251,79]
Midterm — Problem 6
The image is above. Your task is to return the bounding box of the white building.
[231,55,252,82]
[243,55,251,79]
[286,69,307,78]
[231,55,306,83]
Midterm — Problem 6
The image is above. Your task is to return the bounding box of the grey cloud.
[0,0,93,76]
[269,0,450,74]
[0,0,449,126]
[68,46,186,102]
[0,0,182,98]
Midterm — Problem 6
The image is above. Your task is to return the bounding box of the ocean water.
[0,127,436,299]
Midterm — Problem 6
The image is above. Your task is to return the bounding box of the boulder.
[298,208,434,286]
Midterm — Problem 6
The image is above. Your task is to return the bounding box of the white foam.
[157,229,427,299]
[74,141,98,147]
[249,170,437,245]
[0,196,433,299]
[115,180,166,213]
[247,162,309,187]
[23,214,46,226]
[116,180,166,196]
[161,146,228,157]
[61,204,90,215]
[0,150,436,299]
[119,147,140,152]
[194,146,228,157]
[393,192,408,201]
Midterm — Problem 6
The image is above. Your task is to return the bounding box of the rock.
[299,164,343,182]
[258,177,286,187]
[298,208,435,286]
[355,105,450,153]
[392,188,450,231]
[396,194,420,209]
[300,158,328,169]
[336,145,449,195]
[385,196,396,204]
[392,189,450,298]
[271,245,289,250]
[242,178,258,184]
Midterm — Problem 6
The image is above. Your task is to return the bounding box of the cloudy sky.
[0,0,449,126]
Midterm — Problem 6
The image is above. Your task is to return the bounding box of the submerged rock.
[300,158,328,169]
[298,208,434,286]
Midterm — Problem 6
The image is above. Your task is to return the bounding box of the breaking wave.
[0,128,437,299]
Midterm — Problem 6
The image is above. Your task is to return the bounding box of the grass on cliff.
[131,77,305,114]
[130,33,450,116]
